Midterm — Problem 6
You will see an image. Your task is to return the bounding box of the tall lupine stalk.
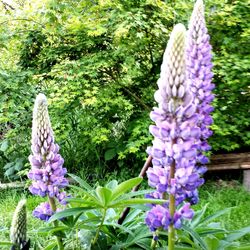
[145,1,214,249]
[28,93,68,250]
[187,0,215,166]
[145,22,211,249]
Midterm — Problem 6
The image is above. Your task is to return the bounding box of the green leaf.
[0,140,8,152]
[105,180,118,189]
[190,204,208,228]
[229,245,250,250]
[0,241,13,246]
[223,226,250,243]
[43,241,57,250]
[122,209,142,225]
[4,165,15,177]
[182,224,208,250]
[14,158,24,171]
[199,207,233,226]
[198,228,227,237]
[49,207,94,222]
[175,247,198,250]
[66,197,102,208]
[68,186,100,203]
[204,235,220,250]
[109,198,167,208]
[37,226,68,235]
[68,173,93,191]
[104,148,116,161]
[78,229,93,250]
[111,177,143,200]
[96,186,113,207]
[118,189,154,200]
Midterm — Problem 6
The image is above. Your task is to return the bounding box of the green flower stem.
[48,197,64,250]
[151,238,157,249]
[168,160,176,250]
[151,229,159,249]
[93,208,107,245]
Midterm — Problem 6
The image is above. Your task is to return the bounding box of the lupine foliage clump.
[145,0,214,246]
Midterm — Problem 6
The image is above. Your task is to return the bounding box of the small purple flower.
[173,203,194,229]
[145,205,171,232]
[33,202,54,221]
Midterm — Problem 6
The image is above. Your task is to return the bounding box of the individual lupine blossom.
[28,93,68,220]
[186,0,215,166]
[33,202,61,222]
[10,200,27,248]
[145,23,205,231]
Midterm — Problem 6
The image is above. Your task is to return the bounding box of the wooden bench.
[207,152,250,191]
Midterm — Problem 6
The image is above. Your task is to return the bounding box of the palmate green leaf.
[68,186,101,205]
[182,224,208,250]
[111,177,143,200]
[49,207,95,222]
[109,198,167,208]
[96,186,113,207]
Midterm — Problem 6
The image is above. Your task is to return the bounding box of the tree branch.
[0,18,45,28]
[117,155,152,225]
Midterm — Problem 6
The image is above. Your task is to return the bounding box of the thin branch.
[0,18,45,28]
[123,87,151,111]
[1,0,15,11]
[117,155,152,225]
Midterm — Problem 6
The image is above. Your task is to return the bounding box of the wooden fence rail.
[208,152,250,191]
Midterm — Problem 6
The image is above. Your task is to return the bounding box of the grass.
[0,189,45,248]
[0,180,250,248]
[196,180,250,243]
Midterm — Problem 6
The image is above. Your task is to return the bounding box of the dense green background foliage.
[0,0,249,180]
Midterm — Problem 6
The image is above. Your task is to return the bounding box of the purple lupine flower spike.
[28,94,68,220]
[187,0,214,164]
[145,1,214,236]
[146,23,202,231]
